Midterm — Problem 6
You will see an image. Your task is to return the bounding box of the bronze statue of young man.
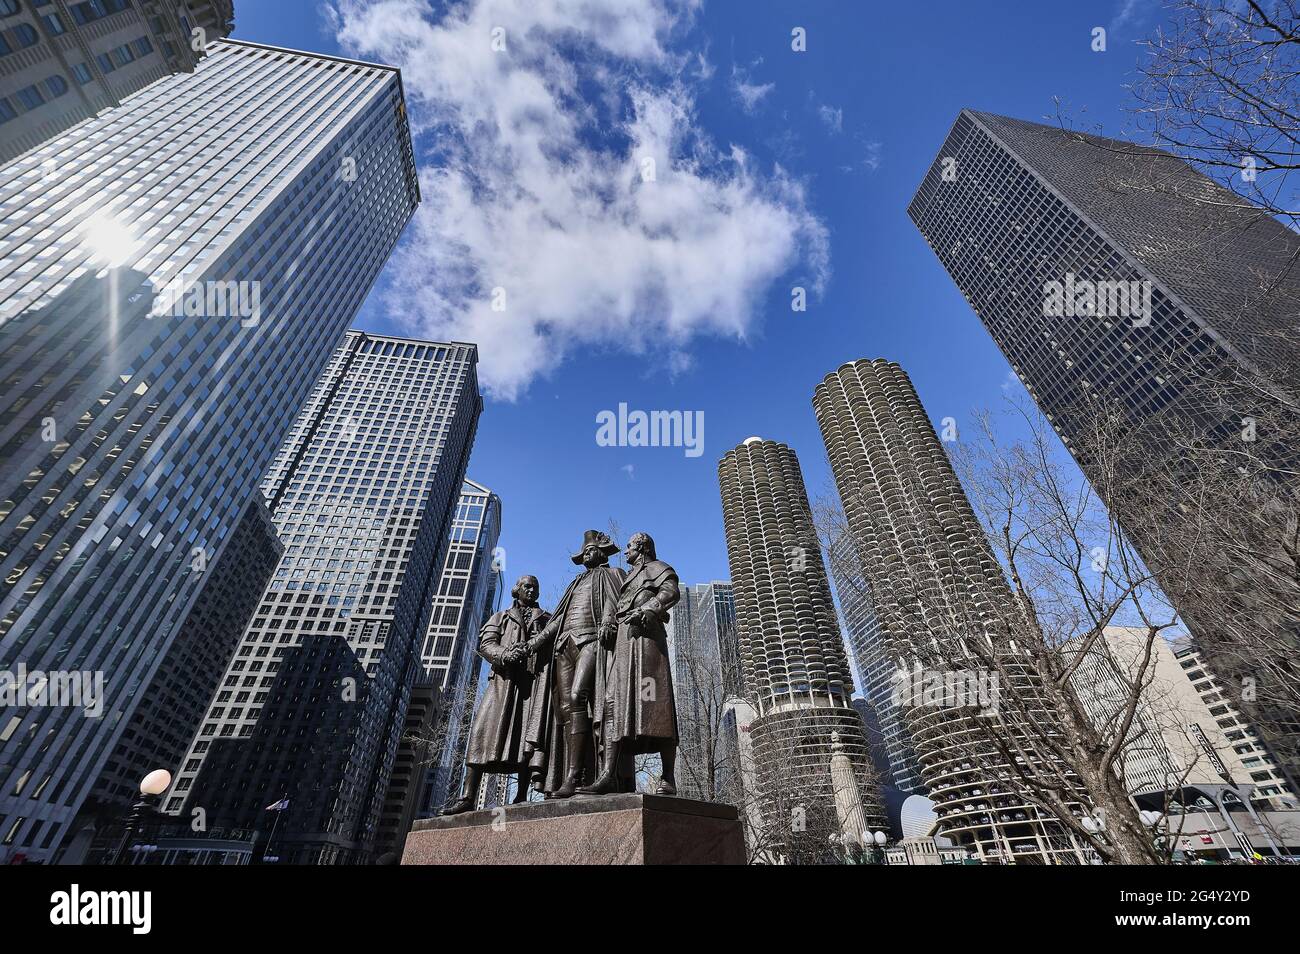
[581,531,681,796]
[442,575,551,815]
[522,530,625,798]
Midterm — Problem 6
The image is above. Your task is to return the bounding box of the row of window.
[0,35,153,124]
[0,0,129,46]
[0,74,66,122]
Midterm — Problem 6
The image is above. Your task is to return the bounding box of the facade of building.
[0,39,419,863]
[831,532,925,794]
[668,581,740,802]
[812,358,1089,863]
[884,836,970,866]
[164,332,481,865]
[88,495,280,816]
[1072,626,1296,816]
[379,478,501,842]
[0,0,235,163]
[411,479,501,817]
[374,677,439,860]
[717,437,886,858]
[1173,642,1297,811]
[908,109,1300,779]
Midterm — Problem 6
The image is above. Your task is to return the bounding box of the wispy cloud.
[861,139,883,171]
[1109,0,1149,35]
[816,103,843,134]
[331,0,827,400]
[730,57,774,114]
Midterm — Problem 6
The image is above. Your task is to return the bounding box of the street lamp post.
[108,769,172,866]
[869,830,887,864]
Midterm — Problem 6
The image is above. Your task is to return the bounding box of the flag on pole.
[265,798,289,812]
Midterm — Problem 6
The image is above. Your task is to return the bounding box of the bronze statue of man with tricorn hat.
[522,530,625,797]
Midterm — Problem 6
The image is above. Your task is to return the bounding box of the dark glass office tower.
[88,496,281,817]
[0,40,419,863]
[166,333,481,865]
[717,437,886,858]
[909,109,1300,778]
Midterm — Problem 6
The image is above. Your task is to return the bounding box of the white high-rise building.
[1072,627,1297,814]
[0,40,419,862]
[717,437,886,861]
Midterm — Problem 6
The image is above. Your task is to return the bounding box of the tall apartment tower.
[830,532,925,794]
[813,359,1088,863]
[668,581,739,802]
[0,40,419,863]
[717,437,886,857]
[908,109,1300,777]
[166,332,481,865]
[385,478,501,828]
[0,0,235,163]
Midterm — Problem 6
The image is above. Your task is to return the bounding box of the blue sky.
[232,0,1166,606]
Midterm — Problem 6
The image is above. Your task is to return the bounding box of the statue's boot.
[577,721,620,795]
[441,767,482,814]
[657,745,677,795]
[551,718,589,799]
[440,796,476,815]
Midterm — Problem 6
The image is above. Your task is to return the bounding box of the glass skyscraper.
[89,495,281,817]
[0,39,419,862]
[166,332,482,865]
[829,531,925,795]
[908,109,1300,781]
[396,477,501,822]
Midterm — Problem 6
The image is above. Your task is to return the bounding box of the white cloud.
[331,0,826,400]
[730,59,774,114]
[861,139,883,171]
[817,103,843,134]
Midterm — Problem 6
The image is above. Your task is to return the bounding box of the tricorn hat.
[572,529,620,564]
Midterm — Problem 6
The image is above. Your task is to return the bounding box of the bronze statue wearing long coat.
[602,546,680,753]
[464,601,551,771]
[579,531,682,796]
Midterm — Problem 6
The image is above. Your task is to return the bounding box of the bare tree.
[668,622,880,864]
[1131,0,1299,228]
[817,394,1182,864]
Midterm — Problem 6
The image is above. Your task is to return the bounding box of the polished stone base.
[401,793,745,865]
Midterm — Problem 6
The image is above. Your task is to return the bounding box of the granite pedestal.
[401,793,745,865]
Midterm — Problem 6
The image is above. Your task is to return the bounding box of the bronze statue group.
[441,529,681,813]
